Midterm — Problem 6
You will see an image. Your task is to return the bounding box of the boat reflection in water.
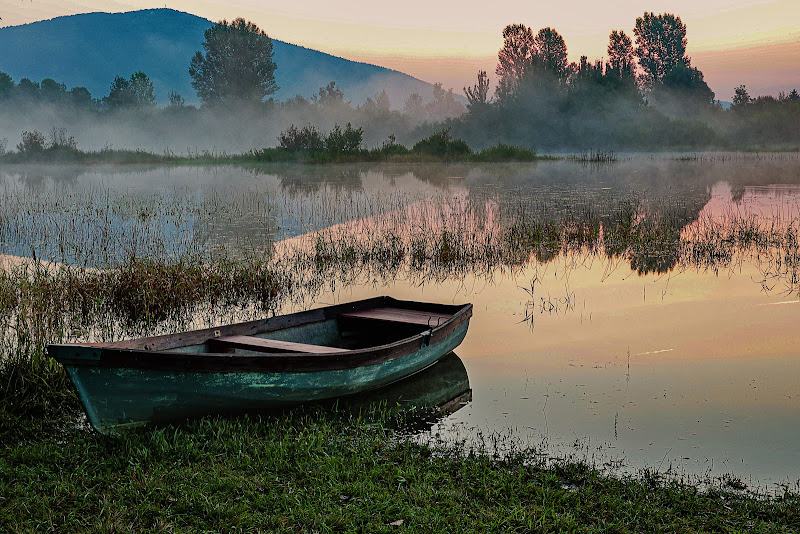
[331,352,471,432]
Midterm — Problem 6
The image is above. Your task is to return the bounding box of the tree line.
[0,13,797,150]
[0,17,463,122]
[453,12,799,148]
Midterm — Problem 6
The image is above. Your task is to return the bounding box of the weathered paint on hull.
[66,321,469,433]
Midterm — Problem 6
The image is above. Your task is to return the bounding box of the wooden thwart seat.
[208,335,351,354]
[339,307,452,326]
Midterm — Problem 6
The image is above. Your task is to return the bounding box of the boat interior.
[174,305,458,355]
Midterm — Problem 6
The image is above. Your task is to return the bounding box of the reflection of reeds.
[569,150,618,164]
[3,177,800,412]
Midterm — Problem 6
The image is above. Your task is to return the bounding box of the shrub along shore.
[0,126,546,165]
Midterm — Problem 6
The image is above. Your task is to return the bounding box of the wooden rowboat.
[48,296,472,434]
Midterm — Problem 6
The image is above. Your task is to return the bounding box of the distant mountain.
[0,9,443,107]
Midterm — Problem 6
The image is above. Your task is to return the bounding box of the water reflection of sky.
[3,155,800,490]
[324,254,800,491]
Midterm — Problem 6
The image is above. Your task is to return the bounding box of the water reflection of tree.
[14,165,85,189]
[240,163,363,194]
[240,161,548,192]
[287,179,759,289]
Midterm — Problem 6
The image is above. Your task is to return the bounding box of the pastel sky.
[3,0,799,100]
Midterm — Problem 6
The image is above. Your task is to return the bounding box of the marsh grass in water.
[285,191,800,294]
[3,178,799,412]
[0,255,296,419]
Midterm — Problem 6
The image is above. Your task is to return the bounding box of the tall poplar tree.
[633,12,688,87]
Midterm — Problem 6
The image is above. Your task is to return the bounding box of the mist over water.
[2,155,800,490]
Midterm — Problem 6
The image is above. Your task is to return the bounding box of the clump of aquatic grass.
[680,209,800,293]
[0,252,295,418]
[0,178,278,268]
[279,186,800,298]
[472,143,539,162]
[570,149,618,163]
[105,255,291,324]
[1,254,292,333]
[275,187,785,286]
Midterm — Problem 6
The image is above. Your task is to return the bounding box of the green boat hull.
[64,321,469,433]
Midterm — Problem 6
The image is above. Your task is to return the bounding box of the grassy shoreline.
[2,406,798,532]
[2,147,798,168]
[0,136,551,166]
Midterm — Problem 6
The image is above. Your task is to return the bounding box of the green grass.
[1,410,798,532]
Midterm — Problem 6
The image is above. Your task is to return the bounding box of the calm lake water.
[3,154,800,491]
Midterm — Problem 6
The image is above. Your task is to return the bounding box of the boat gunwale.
[48,297,473,373]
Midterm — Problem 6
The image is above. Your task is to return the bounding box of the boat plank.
[339,307,451,326]
[208,335,351,354]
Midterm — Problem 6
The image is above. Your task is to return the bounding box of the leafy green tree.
[15,78,40,101]
[40,78,67,104]
[403,93,425,120]
[633,12,688,87]
[104,72,155,110]
[464,70,490,111]
[16,130,46,155]
[278,124,325,152]
[571,56,605,86]
[167,91,185,108]
[732,85,752,110]
[426,83,465,119]
[660,59,715,107]
[375,90,391,112]
[495,23,536,101]
[48,127,77,150]
[128,71,156,108]
[565,56,610,111]
[362,90,391,115]
[789,89,799,101]
[0,72,15,101]
[606,31,636,82]
[281,94,310,110]
[105,76,134,109]
[314,81,346,107]
[535,27,568,80]
[69,87,94,109]
[412,128,471,158]
[189,18,278,105]
[325,123,363,155]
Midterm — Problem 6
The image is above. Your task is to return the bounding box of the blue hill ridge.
[0,9,439,106]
